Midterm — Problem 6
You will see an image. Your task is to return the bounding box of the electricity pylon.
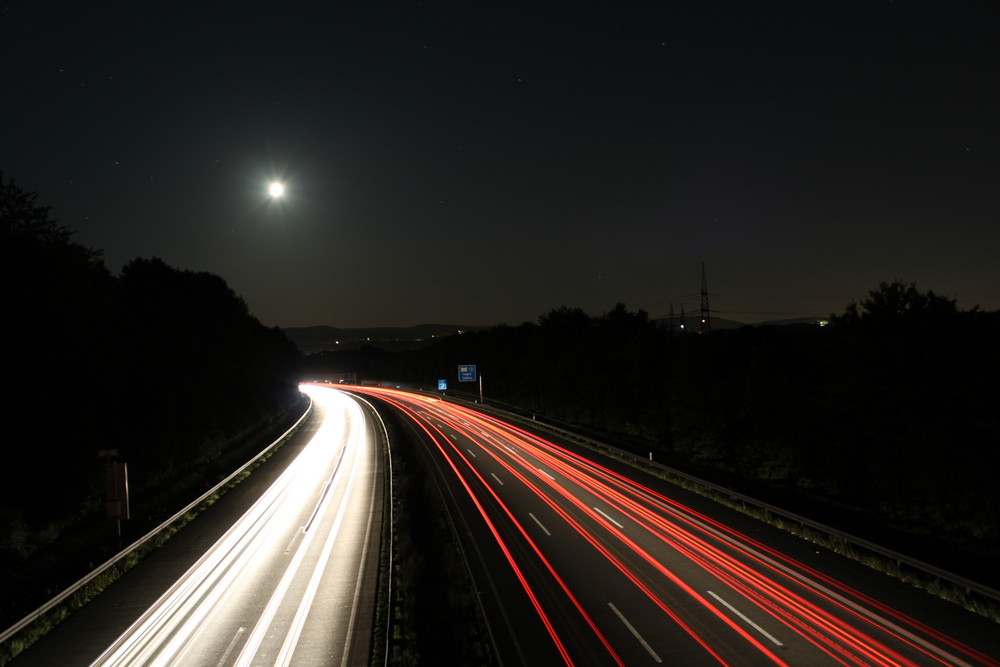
[699,261,711,334]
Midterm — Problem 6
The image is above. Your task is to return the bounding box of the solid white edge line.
[528,513,551,536]
[608,602,662,663]
[593,506,624,529]
[707,590,784,647]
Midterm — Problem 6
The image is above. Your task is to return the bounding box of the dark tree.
[0,178,302,627]
[836,280,958,324]
[1,174,114,520]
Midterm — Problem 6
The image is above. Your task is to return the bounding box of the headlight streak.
[354,387,998,667]
[93,433,332,666]
[261,412,364,667]
[91,388,374,667]
[233,406,363,667]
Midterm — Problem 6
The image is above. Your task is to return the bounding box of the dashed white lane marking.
[707,590,784,647]
[528,513,551,535]
[608,602,662,663]
[593,506,624,529]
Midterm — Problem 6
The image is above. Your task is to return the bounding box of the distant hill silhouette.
[285,316,832,353]
[651,315,829,330]
[281,324,490,354]
[652,315,745,330]
[757,316,829,326]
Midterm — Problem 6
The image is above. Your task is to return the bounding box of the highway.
[354,386,1000,667]
[11,385,383,667]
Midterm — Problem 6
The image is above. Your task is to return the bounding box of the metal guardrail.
[0,399,313,650]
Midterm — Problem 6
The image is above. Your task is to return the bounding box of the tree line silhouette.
[0,175,302,624]
[307,288,1000,583]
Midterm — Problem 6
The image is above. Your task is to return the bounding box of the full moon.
[268,182,285,197]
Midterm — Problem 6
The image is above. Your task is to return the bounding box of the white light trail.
[91,387,376,667]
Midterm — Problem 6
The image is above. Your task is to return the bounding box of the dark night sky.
[4,1,998,327]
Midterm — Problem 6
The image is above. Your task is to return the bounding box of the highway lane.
[355,386,1000,667]
[82,384,382,667]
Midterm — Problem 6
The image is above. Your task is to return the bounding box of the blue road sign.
[458,364,477,382]
[438,379,447,391]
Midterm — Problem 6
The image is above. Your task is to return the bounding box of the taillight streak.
[352,388,996,667]
[364,391,622,666]
[438,415,788,665]
[459,406,996,662]
[451,405,991,666]
[500,444,924,665]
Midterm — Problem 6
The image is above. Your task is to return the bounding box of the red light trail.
[343,385,1000,667]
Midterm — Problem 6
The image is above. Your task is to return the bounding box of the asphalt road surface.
[356,386,1000,667]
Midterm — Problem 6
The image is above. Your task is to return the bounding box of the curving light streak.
[441,403,991,666]
[370,392,616,666]
[349,386,1000,667]
[357,388,760,664]
[461,409,999,666]
[471,414,987,667]
[416,405,749,663]
[91,386,376,666]
[428,407,774,665]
